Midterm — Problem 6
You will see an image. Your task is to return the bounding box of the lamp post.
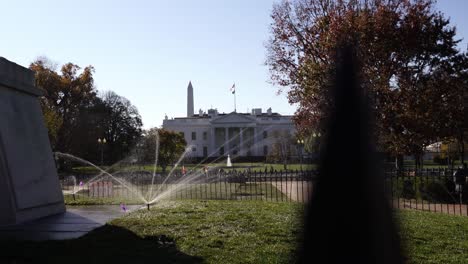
[97,138,106,166]
[135,142,143,170]
[297,139,304,171]
[312,132,322,160]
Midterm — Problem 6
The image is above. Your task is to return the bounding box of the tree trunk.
[396,155,404,176]
[461,142,465,164]
[458,133,465,164]
[395,155,403,170]
[414,153,423,170]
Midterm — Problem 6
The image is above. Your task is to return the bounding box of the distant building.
[162,82,296,158]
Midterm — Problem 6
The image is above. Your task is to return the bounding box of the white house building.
[162,82,296,158]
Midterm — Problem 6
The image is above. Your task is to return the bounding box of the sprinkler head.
[147,203,150,211]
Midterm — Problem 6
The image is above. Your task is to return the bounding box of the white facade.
[162,82,296,158]
[163,110,296,158]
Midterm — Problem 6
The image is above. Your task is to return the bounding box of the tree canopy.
[266,0,467,164]
[31,58,143,165]
[141,128,187,173]
[99,91,143,163]
[30,57,96,152]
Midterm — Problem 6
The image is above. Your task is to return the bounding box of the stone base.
[14,202,66,225]
[0,205,139,241]
[0,57,65,226]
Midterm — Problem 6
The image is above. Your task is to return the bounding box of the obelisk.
[187,81,194,117]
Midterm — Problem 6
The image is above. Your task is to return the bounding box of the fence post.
[280,170,284,202]
[295,169,299,202]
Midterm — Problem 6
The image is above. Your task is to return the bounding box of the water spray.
[58,127,272,212]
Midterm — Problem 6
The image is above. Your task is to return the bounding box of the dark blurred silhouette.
[299,46,404,263]
[0,224,203,264]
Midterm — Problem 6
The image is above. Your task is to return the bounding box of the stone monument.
[0,57,65,225]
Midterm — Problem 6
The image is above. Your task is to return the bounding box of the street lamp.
[312,132,322,162]
[297,139,304,171]
[98,138,107,166]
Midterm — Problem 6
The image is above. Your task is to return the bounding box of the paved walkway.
[271,181,314,202]
[391,199,468,216]
[0,205,140,241]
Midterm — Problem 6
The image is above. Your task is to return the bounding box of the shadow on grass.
[0,224,203,264]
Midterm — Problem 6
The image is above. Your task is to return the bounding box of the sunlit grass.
[398,209,468,263]
[1,201,466,263]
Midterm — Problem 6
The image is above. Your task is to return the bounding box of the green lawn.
[0,201,302,264]
[1,201,467,263]
[70,162,317,175]
[385,160,464,169]
[69,160,461,175]
[399,209,468,264]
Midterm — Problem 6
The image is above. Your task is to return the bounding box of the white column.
[253,127,257,156]
[210,127,215,156]
[239,127,244,156]
[224,127,229,155]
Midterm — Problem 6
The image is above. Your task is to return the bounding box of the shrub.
[419,179,456,203]
[433,155,447,165]
[402,179,416,199]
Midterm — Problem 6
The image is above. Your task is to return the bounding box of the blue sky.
[1,0,466,129]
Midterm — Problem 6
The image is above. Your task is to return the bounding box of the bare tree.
[268,130,294,170]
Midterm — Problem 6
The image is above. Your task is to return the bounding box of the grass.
[0,200,302,264]
[112,201,302,264]
[399,209,468,263]
[69,162,317,175]
[69,159,462,176]
[384,160,464,169]
[1,201,467,263]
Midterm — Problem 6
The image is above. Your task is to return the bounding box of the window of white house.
[219,146,224,156]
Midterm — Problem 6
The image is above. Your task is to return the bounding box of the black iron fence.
[60,170,317,203]
[60,168,467,216]
[384,168,467,216]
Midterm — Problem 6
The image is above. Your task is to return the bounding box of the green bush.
[402,179,416,199]
[418,179,456,203]
[433,155,447,165]
[389,176,461,203]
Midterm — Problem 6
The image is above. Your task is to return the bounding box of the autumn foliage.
[30,58,143,165]
[266,0,467,164]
